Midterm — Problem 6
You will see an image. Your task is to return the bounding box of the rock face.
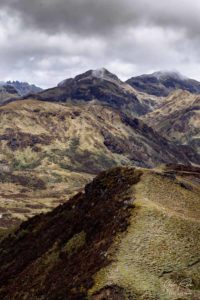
[6,81,42,96]
[30,68,151,117]
[0,99,198,229]
[143,90,200,154]
[0,166,199,299]
[127,71,200,96]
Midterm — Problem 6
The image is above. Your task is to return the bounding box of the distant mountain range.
[28,68,200,114]
[0,81,42,98]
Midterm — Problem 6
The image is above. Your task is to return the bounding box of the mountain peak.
[91,68,120,81]
[75,68,121,83]
[58,68,121,87]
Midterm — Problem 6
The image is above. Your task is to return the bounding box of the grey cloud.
[1,0,200,38]
[0,0,200,87]
[0,0,135,36]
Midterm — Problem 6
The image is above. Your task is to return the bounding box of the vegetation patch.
[63,231,86,255]
[13,147,42,170]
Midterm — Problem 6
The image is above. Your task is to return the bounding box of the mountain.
[0,84,19,103]
[29,68,153,117]
[0,99,199,230]
[127,71,200,96]
[143,89,200,154]
[6,81,42,96]
[0,165,199,299]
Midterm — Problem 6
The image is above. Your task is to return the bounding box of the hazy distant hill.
[6,80,42,96]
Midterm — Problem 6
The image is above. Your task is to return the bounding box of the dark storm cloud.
[0,0,135,35]
[1,0,200,37]
[0,0,200,87]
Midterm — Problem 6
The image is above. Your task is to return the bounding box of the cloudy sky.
[0,0,200,88]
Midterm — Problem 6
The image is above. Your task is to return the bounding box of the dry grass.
[90,170,200,299]
[0,99,187,229]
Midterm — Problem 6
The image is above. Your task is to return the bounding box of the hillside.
[127,71,200,96]
[0,166,199,299]
[143,90,200,154]
[1,99,199,230]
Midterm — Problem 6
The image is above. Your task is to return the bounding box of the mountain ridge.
[27,68,150,117]
[0,165,199,299]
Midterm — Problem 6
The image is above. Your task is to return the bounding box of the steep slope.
[127,71,200,96]
[0,166,199,299]
[6,81,43,96]
[0,99,199,229]
[28,68,152,116]
[143,90,200,154]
